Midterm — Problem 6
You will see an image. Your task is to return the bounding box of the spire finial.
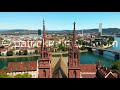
[43,19,45,24]
[72,22,76,46]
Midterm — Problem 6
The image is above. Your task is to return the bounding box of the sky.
[0,12,120,30]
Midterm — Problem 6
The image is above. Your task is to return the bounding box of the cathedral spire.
[72,22,76,47]
[42,19,46,47]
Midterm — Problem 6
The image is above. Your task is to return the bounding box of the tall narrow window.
[44,53,45,58]
[46,54,48,57]
[43,70,46,77]
[73,71,76,78]
[69,54,72,58]
[74,53,76,58]
[73,62,76,66]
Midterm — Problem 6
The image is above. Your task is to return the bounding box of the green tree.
[103,42,107,46]
[111,60,120,71]
[19,51,22,55]
[58,42,67,52]
[16,52,19,55]
[78,40,84,45]
[81,41,85,45]
[35,50,39,54]
[2,66,8,69]
[23,50,28,55]
[0,72,11,78]
[7,50,13,56]
[80,46,85,50]
[14,73,32,78]
[30,52,32,55]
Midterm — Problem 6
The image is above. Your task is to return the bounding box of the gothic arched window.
[43,70,46,77]
[44,52,46,58]
[74,53,76,58]
[73,62,76,66]
[69,54,72,58]
[73,71,77,78]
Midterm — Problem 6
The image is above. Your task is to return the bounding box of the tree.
[35,50,38,54]
[111,60,120,71]
[30,52,32,55]
[7,50,13,56]
[2,66,8,69]
[19,51,22,55]
[78,40,84,45]
[82,41,86,45]
[0,72,11,78]
[58,42,67,52]
[14,73,32,78]
[80,46,85,50]
[16,52,19,55]
[23,50,28,55]
[103,42,107,46]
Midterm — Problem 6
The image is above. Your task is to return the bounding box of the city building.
[0,61,38,78]
[99,23,102,36]
[37,19,52,78]
[0,20,97,78]
[68,22,97,78]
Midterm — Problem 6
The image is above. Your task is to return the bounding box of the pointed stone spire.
[72,22,76,47]
[42,19,46,48]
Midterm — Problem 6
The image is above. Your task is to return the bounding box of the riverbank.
[100,42,114,49]
[0,42,114,59]
[0,55,33,59]
[0,53,68,59]
[80,50,88,53]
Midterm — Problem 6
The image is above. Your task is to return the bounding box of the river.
[0,37,120,69]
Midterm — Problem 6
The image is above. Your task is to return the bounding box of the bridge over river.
[86,46,120,59]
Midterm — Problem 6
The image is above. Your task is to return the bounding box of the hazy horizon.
[0,12,120,30]
[0,28,120,31]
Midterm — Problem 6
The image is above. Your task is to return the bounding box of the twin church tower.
[38,19,80,78]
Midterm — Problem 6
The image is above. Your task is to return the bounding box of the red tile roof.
[80,64,97,72]
[7,61,37,72]
[98,67,110,77]
[0,69,8,73]
[81,73,96,78]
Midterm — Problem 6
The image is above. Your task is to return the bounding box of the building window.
[69,54,71,58]
[44,53,45,58]
[43,70,46,77]
[74,53,76,58]
[73,71,77,78]
[46,54,48,57]
[73,62,76,66]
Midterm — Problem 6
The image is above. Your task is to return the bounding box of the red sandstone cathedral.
[0,19,97,78]
[37,20,96,78]
[38,19,52,78]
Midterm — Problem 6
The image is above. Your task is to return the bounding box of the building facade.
[38,19,52,78]
[68,22,80,78]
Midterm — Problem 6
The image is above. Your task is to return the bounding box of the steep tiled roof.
[81,73,96,78]
[7,61,37,72]
[80,64,97,72]
[97,67,117,78]
[97,67,110,77]
[0,69,8,73]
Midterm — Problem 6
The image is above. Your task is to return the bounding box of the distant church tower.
[38,19,52,78]
[68,22,80,78]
